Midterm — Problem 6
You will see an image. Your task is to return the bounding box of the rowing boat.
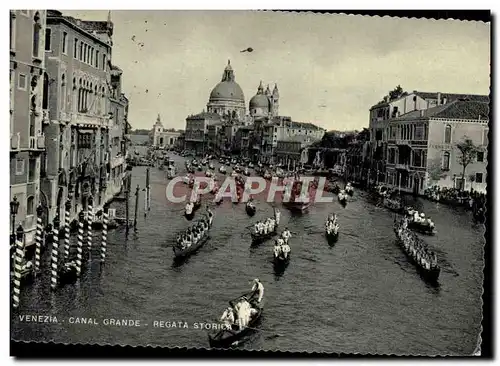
[394,221,440,282]
[173,234,210,259]
[245,202,256,216]
[251,229,277,245]
[208,296,263,348]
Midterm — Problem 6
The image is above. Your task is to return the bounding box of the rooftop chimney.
[437,92,442,105]
[420,110,425,117]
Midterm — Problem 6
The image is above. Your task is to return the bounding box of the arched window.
[27,196,35,215]
[32,12,41,57]
[444,124,452,144]
[60,74,66,112]
[442,151,450,171]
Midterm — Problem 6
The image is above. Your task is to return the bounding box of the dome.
[249,94,271,110]
[209,81,245,102]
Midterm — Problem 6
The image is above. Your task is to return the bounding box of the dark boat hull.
[394,226,440,282]
[59,265,78,285]
[245,204,256,216]
[273,254,290,266]
[251,230,277,245]
[325,230,339,243]
[407,221,436,235]
[173,234,210,259]
[208,306,263,348]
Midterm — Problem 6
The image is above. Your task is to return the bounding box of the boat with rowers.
[173,208,214,259]
[208,280,264,348]
[382,196,403,213]
[405,207,436,235]
[345,182,354,196]
[245,199,256,216]
[338,190,348,206]
[273,230,291,265]
[185,196,202,220]
[250,208,280,245]
[282,180,313,213]
[325,213,339,243]
[394,217,440,282]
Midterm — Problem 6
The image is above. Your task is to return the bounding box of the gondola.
[407,221,436,235]
[394,221,440,282]
[58,262,79,285]
[345,185,354,196]
[173,234,210,259]
[245,202,256,216]
[325,226,339,243]
[208,295,263,348]
[251,227,277,245]
[338,192,347,206]
[273,251,290,266]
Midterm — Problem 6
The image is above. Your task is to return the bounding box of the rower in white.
[234,297,251,330]
[251,278,264,303]
[274,240,281,258]
[220,306,235,329]
[281,227,291,244]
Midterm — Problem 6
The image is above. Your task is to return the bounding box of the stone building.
[184,111,221,155]
[369,91,489,194]
[10,10,49,245]
[151,114,183,148]
[40,10,119,223]
[108,64,129,196]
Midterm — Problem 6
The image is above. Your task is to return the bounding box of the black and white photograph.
[8,9,490,357]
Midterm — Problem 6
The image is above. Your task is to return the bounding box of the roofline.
[47,15,111,49]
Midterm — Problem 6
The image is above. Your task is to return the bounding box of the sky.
[62,10,490,131]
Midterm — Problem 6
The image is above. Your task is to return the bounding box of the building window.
[79,42,83,61]
[475,173,483,184]
[32,12,41,58]
[28,158,36,182]
[90,48,94,66]
[15,158,25,175]
[27,196,35,216]
[102,54,106,70]
[483,129,489,146]
[444,124,452,144]
[74,38,78,58]
[412,149,422,167]
[95,51,99,68]
[415,125,423,140]
[44,28,51,51]
[62,31,68,54]
[476,151,484,162]
[10,12,16,51]
[18,73,27,90]
[442,151,450,171]
[60,74,66,112]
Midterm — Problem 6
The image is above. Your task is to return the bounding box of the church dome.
[209,81,245,102]
[249,94,271,109]
[208,60,245,103]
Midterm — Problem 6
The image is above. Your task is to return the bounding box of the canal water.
[11,154,484,355]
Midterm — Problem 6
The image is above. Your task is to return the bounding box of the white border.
[2,2,496,365]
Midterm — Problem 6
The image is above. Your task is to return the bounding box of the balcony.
[28,135,45,151]
[395,139,409,146]
[395,163,410,171]
[71,112,108,128]
[10,133,20,151]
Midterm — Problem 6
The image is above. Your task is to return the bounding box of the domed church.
[249,81,279,118]
[206,60,246,121]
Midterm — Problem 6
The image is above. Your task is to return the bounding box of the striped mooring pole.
[76,211,84,276]
[101,207,108,263]
[12,225,25,309]
[63,199,72,260]
[87,197,93,258]
[34,204,44,275]
[50,216,59,290]
[146,168,151,212]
